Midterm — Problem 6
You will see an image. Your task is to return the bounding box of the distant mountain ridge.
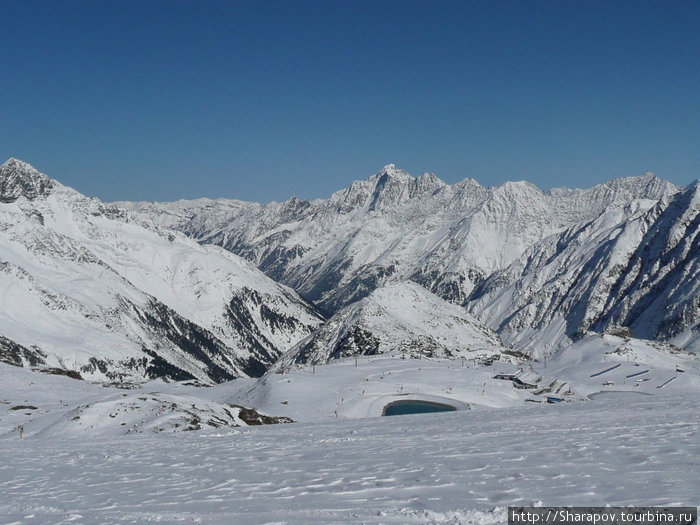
[3,157,694,377]
[119,165,679,317]
[0,158,322,383]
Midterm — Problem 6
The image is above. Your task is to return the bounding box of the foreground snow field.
[1,342,698,524]
[1,393,697,524]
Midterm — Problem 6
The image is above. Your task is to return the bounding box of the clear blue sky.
[2,0,699,202]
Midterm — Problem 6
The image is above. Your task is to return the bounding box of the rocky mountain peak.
[370,164,414,184]
[414,172,447,194]
[0,158,55,203]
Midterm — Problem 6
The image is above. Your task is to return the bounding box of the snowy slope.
[4,333,697,433]
[3,394,697,523]
[0,159,322,383]
[543,333,699,396]
[0,355,697,523]
[230,331,698,424]
[593,182,700,348]
[274,282,512,369]
[119,166,678,314]
[471,182,700,356]
[0,363,293,439]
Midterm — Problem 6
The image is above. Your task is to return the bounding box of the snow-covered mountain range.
[2,157,696,383]
[120,164,698,357]
[1,158,698,523]
[120,165,678,316]
[0,159,322,383]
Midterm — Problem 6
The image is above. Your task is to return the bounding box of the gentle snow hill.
[543,333,699,396]
[470,182,700,356]
[273,282,514,370]
[118,165,678,315]
[29,391,293,438]
[0,158,322,383]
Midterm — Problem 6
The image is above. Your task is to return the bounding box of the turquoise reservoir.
[383,400,457,416]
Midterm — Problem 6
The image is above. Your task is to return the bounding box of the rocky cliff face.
[470,182,700,356]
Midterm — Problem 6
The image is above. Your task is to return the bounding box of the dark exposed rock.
[0,336,47,367]
[39,368,83,380]
[232,405,295,425]
[0,159,55,202]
